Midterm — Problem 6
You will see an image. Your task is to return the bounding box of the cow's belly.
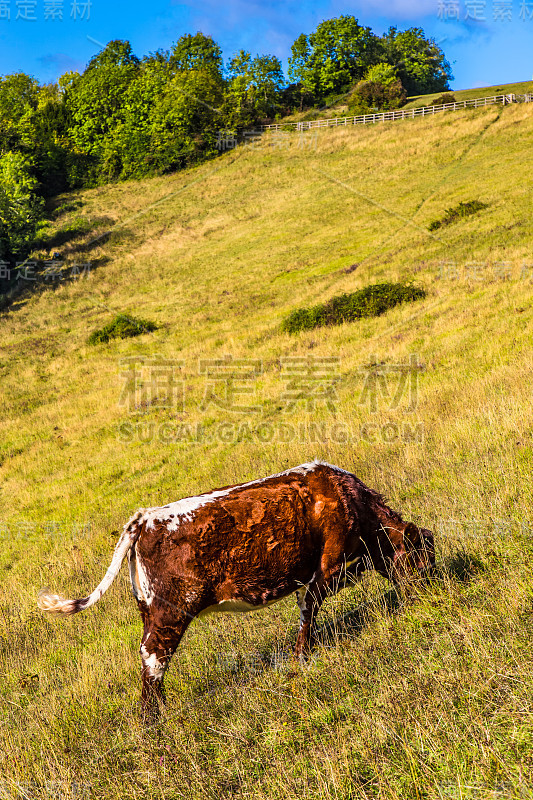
[198,594,292,618]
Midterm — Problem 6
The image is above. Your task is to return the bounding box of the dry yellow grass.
[0,102,532,799]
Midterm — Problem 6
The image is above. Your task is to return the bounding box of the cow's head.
[372,520,435,585]
[392,522,435,585]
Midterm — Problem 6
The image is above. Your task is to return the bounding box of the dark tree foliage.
[379,27,453,95]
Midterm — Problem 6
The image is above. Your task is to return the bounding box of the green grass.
[282,281,426,333]
[1,100,533,798]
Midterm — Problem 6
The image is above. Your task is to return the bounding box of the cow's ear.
[403,522,420,548]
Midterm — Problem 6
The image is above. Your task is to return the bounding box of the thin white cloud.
[351,0,437,19]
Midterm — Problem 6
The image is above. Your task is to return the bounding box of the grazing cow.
[38,461,434,716]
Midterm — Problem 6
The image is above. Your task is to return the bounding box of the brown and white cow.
[38,461,434,716]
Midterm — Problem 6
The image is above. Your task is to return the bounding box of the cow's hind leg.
[139,599,198,721]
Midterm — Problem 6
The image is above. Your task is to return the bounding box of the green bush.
[348,78,407,114]
[430,92,457,106]
[88,313,157,344]
[282,281,426,334]
[428,200,489,231]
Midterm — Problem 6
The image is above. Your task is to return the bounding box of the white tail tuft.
[37,589,79,615]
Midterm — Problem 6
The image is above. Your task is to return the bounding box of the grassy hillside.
[282,79,533,121]
[402,79,533,109]
[1,101,533,799]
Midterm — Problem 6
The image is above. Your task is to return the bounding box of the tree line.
[0,16,452,261]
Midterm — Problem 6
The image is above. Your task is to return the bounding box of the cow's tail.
[37,509,146,616]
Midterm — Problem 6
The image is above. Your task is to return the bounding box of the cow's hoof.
[140,702,163,729]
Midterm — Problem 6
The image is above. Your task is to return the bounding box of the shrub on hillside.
[282,282,426,334]
[348,78,407,114]
[428,200,489,231]
[88,313,157,344]
[430,93,457,105]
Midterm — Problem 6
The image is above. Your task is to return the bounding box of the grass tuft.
[87,313,157,345]
[428,199,489,231]
[282,282,426,334]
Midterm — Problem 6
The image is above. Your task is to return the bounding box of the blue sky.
[1,0,532,91]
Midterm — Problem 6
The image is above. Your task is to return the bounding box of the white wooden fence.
[258,93,533,133]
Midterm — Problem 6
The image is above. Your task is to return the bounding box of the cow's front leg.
[294,578,327,661]
[140,636,172,719]
[294,562,344,661]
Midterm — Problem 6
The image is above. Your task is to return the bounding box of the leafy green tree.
[225,50,284,124]
[0,151,44,261]
[86,39,139,70]
[0,73,40,154]
[169,32,223,75]
[106,37,225,179]
[348,62,407,114]
[148,68,224,171]
[379,27,452,95]
[25,83,73,195]
[288,16,378,101]
[105,58,171,179]
[64,40,140,182]
[280,82,315,114]
[364,62,400,86]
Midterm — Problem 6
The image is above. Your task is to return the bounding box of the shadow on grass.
[68,227,135,255]
[0,256,110,315]
[0,218,134,315]
[440,550,486,582]
[316,587,401,651]
[152,550,487,724]
[36,221,95,250]
[35,216,118,253]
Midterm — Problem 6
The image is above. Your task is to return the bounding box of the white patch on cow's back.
[137,460,347,531]
[311,460,352,476]
[143,488,236,530]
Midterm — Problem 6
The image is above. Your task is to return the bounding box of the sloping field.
[402,78,533,108]
[283,78,533,120]
[0,102,532,799]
